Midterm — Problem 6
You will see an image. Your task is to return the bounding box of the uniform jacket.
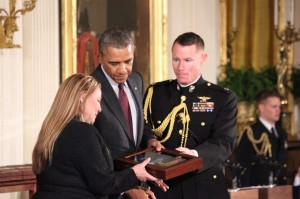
[33,120,138,199]
[236,119,288,187]
[92,66,154,159]
[143,76,237,199]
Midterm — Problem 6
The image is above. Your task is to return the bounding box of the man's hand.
[151,179,169,192]
[176,147,197,156]
[148,138,164,152]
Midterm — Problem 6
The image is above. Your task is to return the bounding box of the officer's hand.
[148,138,164,152]
[176,147,197,156]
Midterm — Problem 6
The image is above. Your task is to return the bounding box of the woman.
[32,74,165,199]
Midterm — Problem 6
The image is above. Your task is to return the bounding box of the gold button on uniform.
[157,121,161,124]
[213,175,217,179]
[179,130,183,135]
[207,83,211,86]
[201,122,205,126]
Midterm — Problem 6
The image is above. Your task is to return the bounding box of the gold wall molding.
[149,0,168,83]
[61,0,77,81]
[0,0,36,48]
[219,0,227,82]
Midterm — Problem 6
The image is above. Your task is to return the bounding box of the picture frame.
[60,0,168,87]
[114,148,202,180]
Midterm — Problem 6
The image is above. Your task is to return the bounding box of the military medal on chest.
[192,96,214,112]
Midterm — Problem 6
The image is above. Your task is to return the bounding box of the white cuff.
[294,176,300,186]
[193,150,198,157]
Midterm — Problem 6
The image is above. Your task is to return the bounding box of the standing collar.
[259,117,275,131]
[177,75,202,87]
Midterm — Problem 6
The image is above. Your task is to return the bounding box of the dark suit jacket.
[236,119,288,187]
[92,66,154,159]
[33,120,138,199]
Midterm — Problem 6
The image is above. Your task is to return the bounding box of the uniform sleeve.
[71,125,138,196]
[195,91,238,171]
[277,128,288,164]
[235,129,255,167]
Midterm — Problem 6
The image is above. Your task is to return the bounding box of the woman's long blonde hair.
[32,74,100,174]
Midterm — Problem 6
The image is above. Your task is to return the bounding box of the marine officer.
[143,32,237,199]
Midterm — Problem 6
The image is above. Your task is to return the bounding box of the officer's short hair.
[256,90,281,105]
[172,32,205,51]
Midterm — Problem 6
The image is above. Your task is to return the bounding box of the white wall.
[167,0,220,83]
[0,0,59,198]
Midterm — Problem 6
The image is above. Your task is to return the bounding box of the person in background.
[143,32,237,199]
[32,74,167,199]
[293,165,300,199]
[91,27,163,160]
[236,90,288,187]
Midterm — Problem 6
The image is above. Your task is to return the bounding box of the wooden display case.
[114,148,202,180]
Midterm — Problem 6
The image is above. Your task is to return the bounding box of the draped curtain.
[227,0,280,71]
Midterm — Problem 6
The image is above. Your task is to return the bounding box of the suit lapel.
[127,76,142,147]
[93,67,135,146]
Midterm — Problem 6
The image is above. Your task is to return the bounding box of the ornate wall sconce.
[274,21,300,99]
[0,0,36,48]
[273,0,300,136]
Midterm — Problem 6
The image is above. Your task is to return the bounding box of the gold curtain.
[227,0,280,71]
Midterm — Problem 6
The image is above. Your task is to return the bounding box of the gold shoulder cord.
[144,87,153,126]
[237,126,272,158]
[143,87,190,147]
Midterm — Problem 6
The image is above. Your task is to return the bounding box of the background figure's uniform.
[143,76,237,199]
[92,66,155,159]
[33,120,138,199]
[236,120,288,187]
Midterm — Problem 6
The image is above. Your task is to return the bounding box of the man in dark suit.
[91,27,162,160]
[143,32,237,199]
[236,90,288,187]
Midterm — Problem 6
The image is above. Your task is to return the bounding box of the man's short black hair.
[256,90,281,104]
[172,32,205,50]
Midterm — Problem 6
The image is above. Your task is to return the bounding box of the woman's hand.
[132,157,157,182]
[132,158,169,192]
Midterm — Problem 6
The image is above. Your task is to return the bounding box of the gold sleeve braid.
[237,126,272,158]
[143,86,190,147]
